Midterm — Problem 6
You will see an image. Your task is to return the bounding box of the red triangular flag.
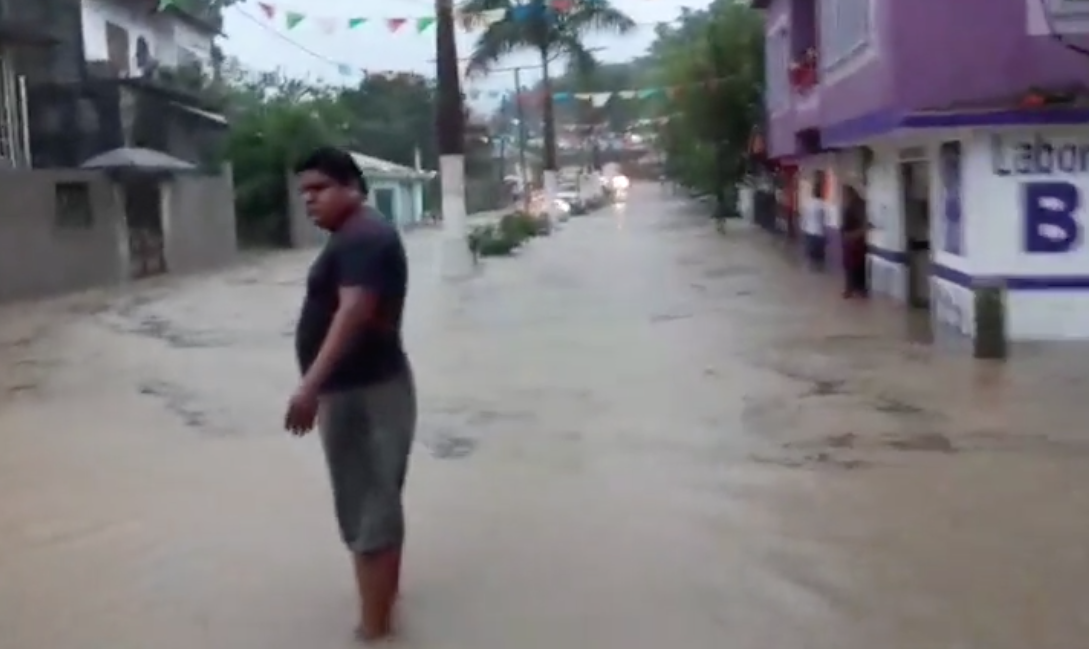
[257,2,275,18]
[551,0,573,11]
[387,18,407,32]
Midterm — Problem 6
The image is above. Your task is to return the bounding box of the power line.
[231,6,674,79]
[234,7,348,70]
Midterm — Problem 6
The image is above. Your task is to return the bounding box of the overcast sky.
[220,0,706,110]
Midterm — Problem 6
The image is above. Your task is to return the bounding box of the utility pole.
[434,0,472,279]
[513,66,530,211]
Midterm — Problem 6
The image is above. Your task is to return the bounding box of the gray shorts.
[318,370,416,554]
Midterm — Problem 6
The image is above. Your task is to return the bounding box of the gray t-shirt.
[294,208,408,392]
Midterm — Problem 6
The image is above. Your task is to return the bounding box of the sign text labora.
[992,134,1087,254]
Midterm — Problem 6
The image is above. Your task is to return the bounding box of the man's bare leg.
[354,547,402,642]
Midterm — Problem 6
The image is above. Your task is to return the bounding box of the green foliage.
[216,66,441,245]
[648,0,764,205]
[467,211,549,258]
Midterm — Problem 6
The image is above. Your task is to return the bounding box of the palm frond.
[458,0,510,15]
[462,0,636,76]
[563,1,637,38]
[465,20,533,76]
[554,35,599,78]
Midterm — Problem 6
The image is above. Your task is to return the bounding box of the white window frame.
[819,0,872,72]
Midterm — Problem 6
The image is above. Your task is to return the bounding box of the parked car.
[556,189,588,215]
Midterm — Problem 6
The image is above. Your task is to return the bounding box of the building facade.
[31,0,225,170]
[0,0,237,302]
[756,0,1089,341]
[80,0,217,77]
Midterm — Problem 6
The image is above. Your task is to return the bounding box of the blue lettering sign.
[1023,181,1081,253]
[992,134,1089,176]
[939,141,963,255]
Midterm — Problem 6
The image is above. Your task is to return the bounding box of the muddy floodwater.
[2,185,1088,649]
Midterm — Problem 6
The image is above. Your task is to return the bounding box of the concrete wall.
[0,169,125,303]
[162,167,237,275]
[0,167,237,304]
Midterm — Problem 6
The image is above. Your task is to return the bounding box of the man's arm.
[299,236,390,393]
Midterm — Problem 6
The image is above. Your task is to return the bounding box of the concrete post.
[438,153,474,280]
[973,277,1007,360]
[543,168,560,227]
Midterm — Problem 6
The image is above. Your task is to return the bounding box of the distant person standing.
[285,146,415,642]
[841,185,869,298]
[802,192,825,268]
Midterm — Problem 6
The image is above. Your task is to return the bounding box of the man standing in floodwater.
[284,146,416,642]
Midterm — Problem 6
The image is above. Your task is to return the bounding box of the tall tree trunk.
[435,0,472,278]
[540,46,557,172]
[435,0,463,156]
[539,45,561,225]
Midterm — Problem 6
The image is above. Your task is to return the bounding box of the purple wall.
[764,0,793,156]
[893,0,1089,110]
[764,0,1089,159]
[789,0,815,55]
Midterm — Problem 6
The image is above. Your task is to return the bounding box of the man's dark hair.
[294,146,369,194]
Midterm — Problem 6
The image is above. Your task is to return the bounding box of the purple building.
[753,0,1089,342]
[756,0,1089,157]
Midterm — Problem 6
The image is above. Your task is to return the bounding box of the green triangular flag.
[348,17,367,28]
[416,17,435,32]
[156,0,175,10]
[285,11,305,29]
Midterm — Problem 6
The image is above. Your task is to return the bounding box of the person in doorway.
[285,146,416,642]
[841,184,869,298]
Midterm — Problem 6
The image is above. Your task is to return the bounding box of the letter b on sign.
[1023,181,1080,253]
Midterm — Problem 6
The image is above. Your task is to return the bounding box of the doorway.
[123,178,166,278]
[372,187,396,223]
[898,153,930,309]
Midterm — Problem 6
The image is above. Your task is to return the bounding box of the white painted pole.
[543,168,560,226]
[439,153,473,279]
[17,75,30,167]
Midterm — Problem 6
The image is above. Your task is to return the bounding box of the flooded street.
[2,183,1088,649]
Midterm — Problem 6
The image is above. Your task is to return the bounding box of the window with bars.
[819,0,872,71]
[765,28,791,110]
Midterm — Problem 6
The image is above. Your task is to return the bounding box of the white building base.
[543,169,560,227]
[823,124,1089,342]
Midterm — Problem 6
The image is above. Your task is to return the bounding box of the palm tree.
[460,0,635,190]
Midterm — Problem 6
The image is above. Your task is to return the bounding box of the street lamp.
[435,0,473,279]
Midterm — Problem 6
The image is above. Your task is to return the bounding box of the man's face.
[297,170,360,230]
